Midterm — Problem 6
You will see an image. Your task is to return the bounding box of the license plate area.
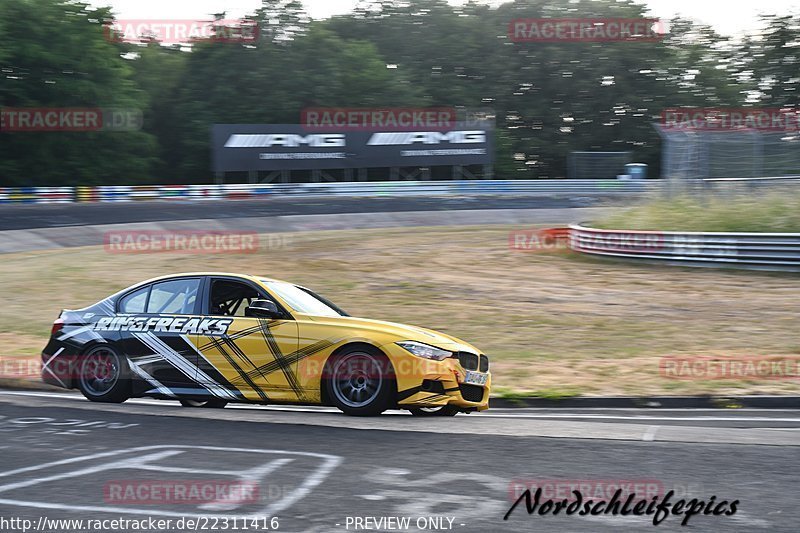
[464,370,488,386]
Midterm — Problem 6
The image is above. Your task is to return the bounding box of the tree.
[738,15,800,108]
[0,0,157,186]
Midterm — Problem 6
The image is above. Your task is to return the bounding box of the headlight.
[396,341,453,361]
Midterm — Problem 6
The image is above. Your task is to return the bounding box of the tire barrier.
[0,186,74,204]
[570,223,800,272]
[0,179,651,204]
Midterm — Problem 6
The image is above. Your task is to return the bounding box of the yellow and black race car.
[41,273,490,416]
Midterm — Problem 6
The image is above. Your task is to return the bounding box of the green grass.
[595,192,800,233]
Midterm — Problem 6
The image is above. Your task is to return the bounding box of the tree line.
[1,0,797,186]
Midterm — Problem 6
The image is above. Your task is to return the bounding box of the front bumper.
[382,343,491,412]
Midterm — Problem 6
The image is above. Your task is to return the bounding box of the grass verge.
[595,191,800,233]
[1,225,798,397]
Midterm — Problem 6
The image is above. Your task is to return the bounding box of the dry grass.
[596,190,800,232]
[2,225,799,397]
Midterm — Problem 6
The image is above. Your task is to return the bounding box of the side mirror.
[246,299,283,319]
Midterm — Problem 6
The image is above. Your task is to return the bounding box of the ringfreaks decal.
[93,316,234,336]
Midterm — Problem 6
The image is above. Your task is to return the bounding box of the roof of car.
[136,272,286,285]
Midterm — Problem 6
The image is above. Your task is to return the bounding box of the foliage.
[0,0,157,185]
[1,0,798,185]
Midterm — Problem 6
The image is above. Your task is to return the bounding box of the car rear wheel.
[180,399,228,408]
[77,346,130,403]
[326,348,395,416]
[409,405,459,417]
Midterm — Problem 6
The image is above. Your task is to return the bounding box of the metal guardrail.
[704,175,800,182]
[570,224,800,272]
[0,179,653,204]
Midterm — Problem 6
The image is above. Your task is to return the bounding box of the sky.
[93,0,800,37]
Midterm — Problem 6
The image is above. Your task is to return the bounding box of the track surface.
[0,390,797,532]
[0,196,609,231]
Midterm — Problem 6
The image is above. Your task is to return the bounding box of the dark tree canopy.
[1,0,797,185]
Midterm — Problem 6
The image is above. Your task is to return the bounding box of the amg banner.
[211,124,493,172]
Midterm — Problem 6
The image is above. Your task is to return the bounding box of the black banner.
[211,124,493,172]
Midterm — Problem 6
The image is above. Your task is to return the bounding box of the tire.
[409,405,459,417]
[180,399,228,409]
[76,345,130,403]
[326,347,395,416]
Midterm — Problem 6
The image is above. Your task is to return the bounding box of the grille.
[479,355,489,372]
[457,352,479,371]
[459,384,485,403]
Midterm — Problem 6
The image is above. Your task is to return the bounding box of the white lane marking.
[476,414,800,422]
[2,391,800,422]
[0,390,343,413]
[0,445,342,519]
[488,407,800,412]
[0,450,183,492]
[727,512,771,527]
[643,425,659,441]
[199,458,294,512]
[359,494,386,501]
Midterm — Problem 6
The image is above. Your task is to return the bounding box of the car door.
[117,277,205,394]
[192,276,300,403]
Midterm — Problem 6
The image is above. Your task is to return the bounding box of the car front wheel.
[326,348,395,416]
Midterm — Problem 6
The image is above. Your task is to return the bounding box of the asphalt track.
[0,196,609,231]
[0,390,797,532]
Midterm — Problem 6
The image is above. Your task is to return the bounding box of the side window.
[210,279,263,317]
[119,286,149,314]
[147,279,200,315]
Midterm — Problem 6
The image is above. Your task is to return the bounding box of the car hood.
[306,315,481,354]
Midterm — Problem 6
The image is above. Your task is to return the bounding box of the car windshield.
[262,280,343,318]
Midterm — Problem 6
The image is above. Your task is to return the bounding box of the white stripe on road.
[643,425,659,441]
[1,390,800,422]
[476,413,800,422]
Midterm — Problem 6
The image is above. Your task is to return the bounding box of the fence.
[570,223,800,272]
[656,125,800,182]
[0,180,653,204]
